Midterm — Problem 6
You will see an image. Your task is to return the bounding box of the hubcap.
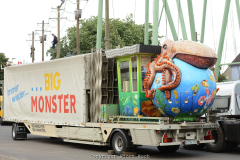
[114,136,123,152]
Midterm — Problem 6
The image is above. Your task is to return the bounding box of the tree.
[212,67,227,82]
[0,52,9,80]
[0,52,9,95]
[47,14,162,59]
[218,74,227,82]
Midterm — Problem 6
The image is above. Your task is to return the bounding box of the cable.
[62,10,74,15]
[66,17,76,23]
[60,19,68,32]
[26,0,91,59]
[47,23,58,28]
[67,0,79,5]
[81,0,90,13]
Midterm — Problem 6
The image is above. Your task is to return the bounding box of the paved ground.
[0,125,240,160]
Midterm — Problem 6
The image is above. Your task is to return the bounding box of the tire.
[12,123,27,140]
[157,145,180,153]
[12,123,17,140]
[50,137,61,139]
[231,142,239,148]
[225,142,233,151]
[111,132,131,155]
[183,144,205,150]
[205,126,230,152]
[0,117,3,125]
[197,144,206,149]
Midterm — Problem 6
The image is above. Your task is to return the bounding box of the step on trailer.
[3,45,217,155]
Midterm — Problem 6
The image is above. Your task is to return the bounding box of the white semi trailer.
[2,46,217,155]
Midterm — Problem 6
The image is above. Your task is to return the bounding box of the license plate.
[200,124,218,128]
[184,140,198,145]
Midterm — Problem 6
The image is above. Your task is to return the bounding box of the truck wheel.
[12,123,27,140]
[157,145,179,153]
[205,127,229,152]
[231,142,239,148]
[112,132,131,155]
[183,144,205,150]
[0,117,3,125]
[225,142,233,151]
[12,123,18,140]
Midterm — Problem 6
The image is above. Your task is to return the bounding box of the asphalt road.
[0,125,240,160]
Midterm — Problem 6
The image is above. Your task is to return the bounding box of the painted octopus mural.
[143,39,219,121]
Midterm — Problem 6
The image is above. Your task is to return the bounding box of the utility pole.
[76,0,80,54]
[32,32,34,63]
[105,0,110,50]
[26,32,40,63]
[96,0,103,49]
[36,22,50,62]
[50,5,66,59]
[57,6,60,58]
[42,21,44,61]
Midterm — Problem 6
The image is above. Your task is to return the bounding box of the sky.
[0,0,240,73]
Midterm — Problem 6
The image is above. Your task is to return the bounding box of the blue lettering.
[11,90,27,103]
[12,97,15,102]
[7,84,19,96]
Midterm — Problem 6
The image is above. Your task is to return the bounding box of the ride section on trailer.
[113,40,218,122]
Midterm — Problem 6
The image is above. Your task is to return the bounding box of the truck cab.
[205,81,240,152]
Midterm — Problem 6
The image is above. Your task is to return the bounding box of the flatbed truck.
[2,45,217,155]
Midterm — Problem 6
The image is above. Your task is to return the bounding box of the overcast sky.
[0,0,240,72]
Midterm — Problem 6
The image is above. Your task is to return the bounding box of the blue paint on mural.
[150,58,216,119]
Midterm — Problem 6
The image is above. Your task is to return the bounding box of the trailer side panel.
[4,55,86,126]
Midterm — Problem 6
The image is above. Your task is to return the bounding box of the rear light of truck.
[204,131,212,140]
[163,137,173,143]
[163,133,173,143]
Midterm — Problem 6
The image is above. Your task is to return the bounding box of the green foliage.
[218,74,227,82]
[47,14,162,59]
[0,52,9,95]
[212,67,228,82]
[0,52,9,80]
[173,112,197,122]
